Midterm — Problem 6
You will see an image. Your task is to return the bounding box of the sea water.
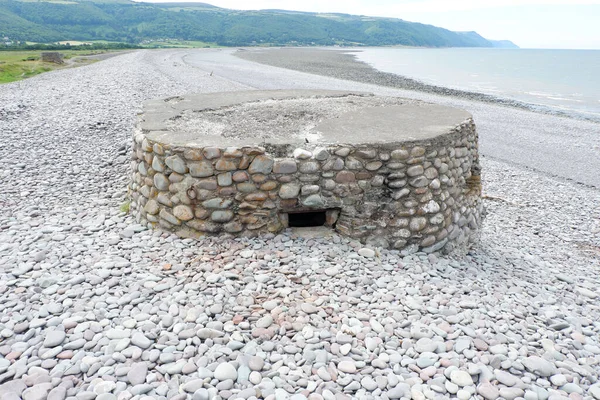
[354,48,600,120]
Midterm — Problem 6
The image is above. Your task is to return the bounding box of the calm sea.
[354,48,600,120]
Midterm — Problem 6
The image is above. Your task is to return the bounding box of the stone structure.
[41,52,64,64]
[129,90,482,254]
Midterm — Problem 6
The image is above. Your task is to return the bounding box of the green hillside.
[0,0,519,48]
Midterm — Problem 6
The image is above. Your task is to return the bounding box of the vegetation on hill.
[0,0,518,48]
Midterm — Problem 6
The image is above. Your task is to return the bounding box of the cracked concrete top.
[140,90,473,148]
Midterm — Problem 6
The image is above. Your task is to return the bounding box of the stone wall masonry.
[129,103,482,255]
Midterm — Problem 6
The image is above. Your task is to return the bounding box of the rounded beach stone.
[173,205,194,221]
[589,383,600,399]
[203,147,221,159]
[410,176,429,188]
[411,146,426,157]
[248,357,265,371]
[358,248,375,258]
[450,370,474,386]
[299,161,319,173]
[407,165,424,176]
[477,383,499,400]
[189,161,214,177]
[338,360,357,374]
[43,330,66,347]
[314,147,330,160]
[153,173,170,190]
[414,338,437,353]
[248,155,274,174]
[214,363,238,381]
[215,159,237,171]
[165,155,187,174]
[366,161,383,171]
[223,221,243,233]
[410,217,427,232]
[202,198,232,209]
[301,185,320,195]
[127,363,148,385]
[335,171,355,183]
[522,356,556,377]
[211,211,234,222]
[302,194,324,208]
[273,160,297,174]
[224,147,243,157]
[151,157,165,172]
[279,183,300,199]
[143,200,159,215]
[391,149,409,160]
[217,172,232,186]
[184,148,203,160]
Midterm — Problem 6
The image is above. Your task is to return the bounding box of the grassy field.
[0,50,109,84]
[0,40,220,84]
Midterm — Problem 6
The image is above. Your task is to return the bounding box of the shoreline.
[235,47,600,124]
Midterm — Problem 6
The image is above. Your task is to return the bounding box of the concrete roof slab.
[140,90,472,148]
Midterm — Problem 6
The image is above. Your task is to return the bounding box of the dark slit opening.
[288,211,327,228]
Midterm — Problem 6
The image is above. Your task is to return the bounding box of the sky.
[137,0,600,49]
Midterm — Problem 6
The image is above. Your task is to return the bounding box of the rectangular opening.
[288,211,327,228]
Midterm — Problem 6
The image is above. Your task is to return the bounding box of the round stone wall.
[128,90,482,254]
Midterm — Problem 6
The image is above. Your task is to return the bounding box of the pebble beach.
[0,48,599,400]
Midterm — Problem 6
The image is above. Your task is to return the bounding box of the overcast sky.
[138,0,600,49]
